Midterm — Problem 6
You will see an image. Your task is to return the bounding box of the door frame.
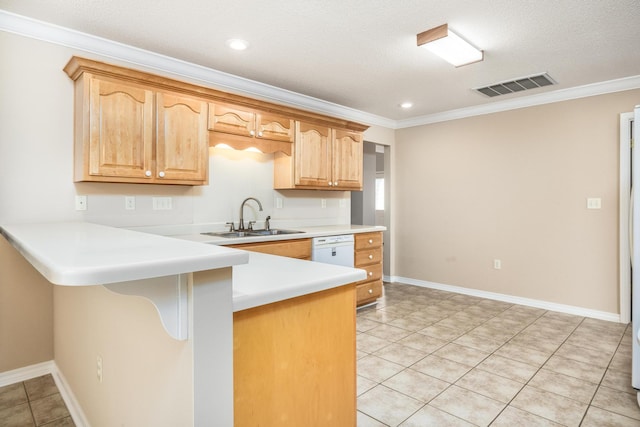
[620,111,634,324]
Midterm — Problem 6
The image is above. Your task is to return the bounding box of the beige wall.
[54,285,193,426]
[0,32,77,373]
[394,89,640,314]
[0,238,54,372]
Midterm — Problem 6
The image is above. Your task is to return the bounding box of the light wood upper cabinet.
[65,56,368,187]
[156,92,208,182]
[86,77,154,180]
[294,122,332,187]
[332,129,364,190]
[208,103,255,138]
[256,111,295,143]
[208,102,294,154]
[72,74,209,185]
[274,122,363,190]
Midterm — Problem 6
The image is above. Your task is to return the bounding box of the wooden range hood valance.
[64,56,368,157]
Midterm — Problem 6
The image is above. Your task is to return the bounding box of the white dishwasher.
[311,235,354,268]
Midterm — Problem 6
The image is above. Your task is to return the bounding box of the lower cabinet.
[355,232,384,306]
[230,233,382,306]
[233,284,356,426]
[228,238,311,260]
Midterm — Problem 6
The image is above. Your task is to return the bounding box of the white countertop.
[171,224,386,246]
[233,252,366,312]
[0,222,249,286]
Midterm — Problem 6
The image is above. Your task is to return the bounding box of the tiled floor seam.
[480,316,593,426]
[577,327,637,425]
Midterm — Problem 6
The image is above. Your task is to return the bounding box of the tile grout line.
[359,284,634,426]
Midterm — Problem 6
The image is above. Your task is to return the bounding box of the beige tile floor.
[357,282,640,426]
[0,374,74,427]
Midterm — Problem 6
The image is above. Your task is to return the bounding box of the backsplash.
[78,147,351,229]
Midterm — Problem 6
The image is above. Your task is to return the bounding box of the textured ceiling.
[1,0,639,121]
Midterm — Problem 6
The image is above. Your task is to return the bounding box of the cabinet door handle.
[369,254,373,260]
[158,171,165,178]
[249,130,255,136]
[145,170,152,177]
[328,182,333,186]
[258,131,263,137]
[334,181,339,186]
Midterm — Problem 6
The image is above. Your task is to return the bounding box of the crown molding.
[0,10,395,129]
[396,75,640,129]
[2,9,638,131]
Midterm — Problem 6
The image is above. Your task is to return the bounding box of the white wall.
[0,30,351,230]
[80,147,351,230]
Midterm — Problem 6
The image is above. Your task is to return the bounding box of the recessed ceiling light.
[226,39,249,51]
[400,102,413,109]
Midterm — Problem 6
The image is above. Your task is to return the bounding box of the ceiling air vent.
[474,73,556,97]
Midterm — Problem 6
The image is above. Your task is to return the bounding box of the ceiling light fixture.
[400,102,413,109]
[417,24,483,67]
[226,38,249,51]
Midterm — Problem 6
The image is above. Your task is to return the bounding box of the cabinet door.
[295,122,332,187]
[88,78,154,179]
[255,112,294,143]
[156,92,209,183]
[332,129,363,190]
[208,103,255,137]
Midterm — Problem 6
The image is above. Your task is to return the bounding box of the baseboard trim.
[0,361,89,426]
[387,276,621,323]
[51,364,90,427]
[0,361,55,387]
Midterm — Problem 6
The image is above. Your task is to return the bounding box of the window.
[375,177,384,210]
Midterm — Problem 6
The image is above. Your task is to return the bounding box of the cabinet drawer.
[357,263,382,284]
[355,249,382,266]
[229,238,311,259]
[355,232,382,250]
[356,280,382,304]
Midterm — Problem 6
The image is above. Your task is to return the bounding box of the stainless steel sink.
[246,229,304,236]
[201,231,252,238]
[201,229,303,238]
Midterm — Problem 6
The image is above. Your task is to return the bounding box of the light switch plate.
[587,198,602,209]
[152,197,172,210]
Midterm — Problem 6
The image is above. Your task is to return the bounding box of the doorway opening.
[352,142,391,278]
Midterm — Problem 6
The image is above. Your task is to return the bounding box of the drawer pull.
[369,271,373,277]
[368,254,373,260]
[368,289,373,294]
[368,239,373,244]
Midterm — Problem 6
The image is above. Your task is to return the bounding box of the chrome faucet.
[238,197,263,231]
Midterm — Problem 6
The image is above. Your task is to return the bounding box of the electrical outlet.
[125,196,136,210]
[275,197,283,209]
[493,259,502,270]
[321,199,327,208]
[75,195,87,211]
[96,355,103,383]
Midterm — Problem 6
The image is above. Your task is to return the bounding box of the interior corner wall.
[394,89,640,314]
